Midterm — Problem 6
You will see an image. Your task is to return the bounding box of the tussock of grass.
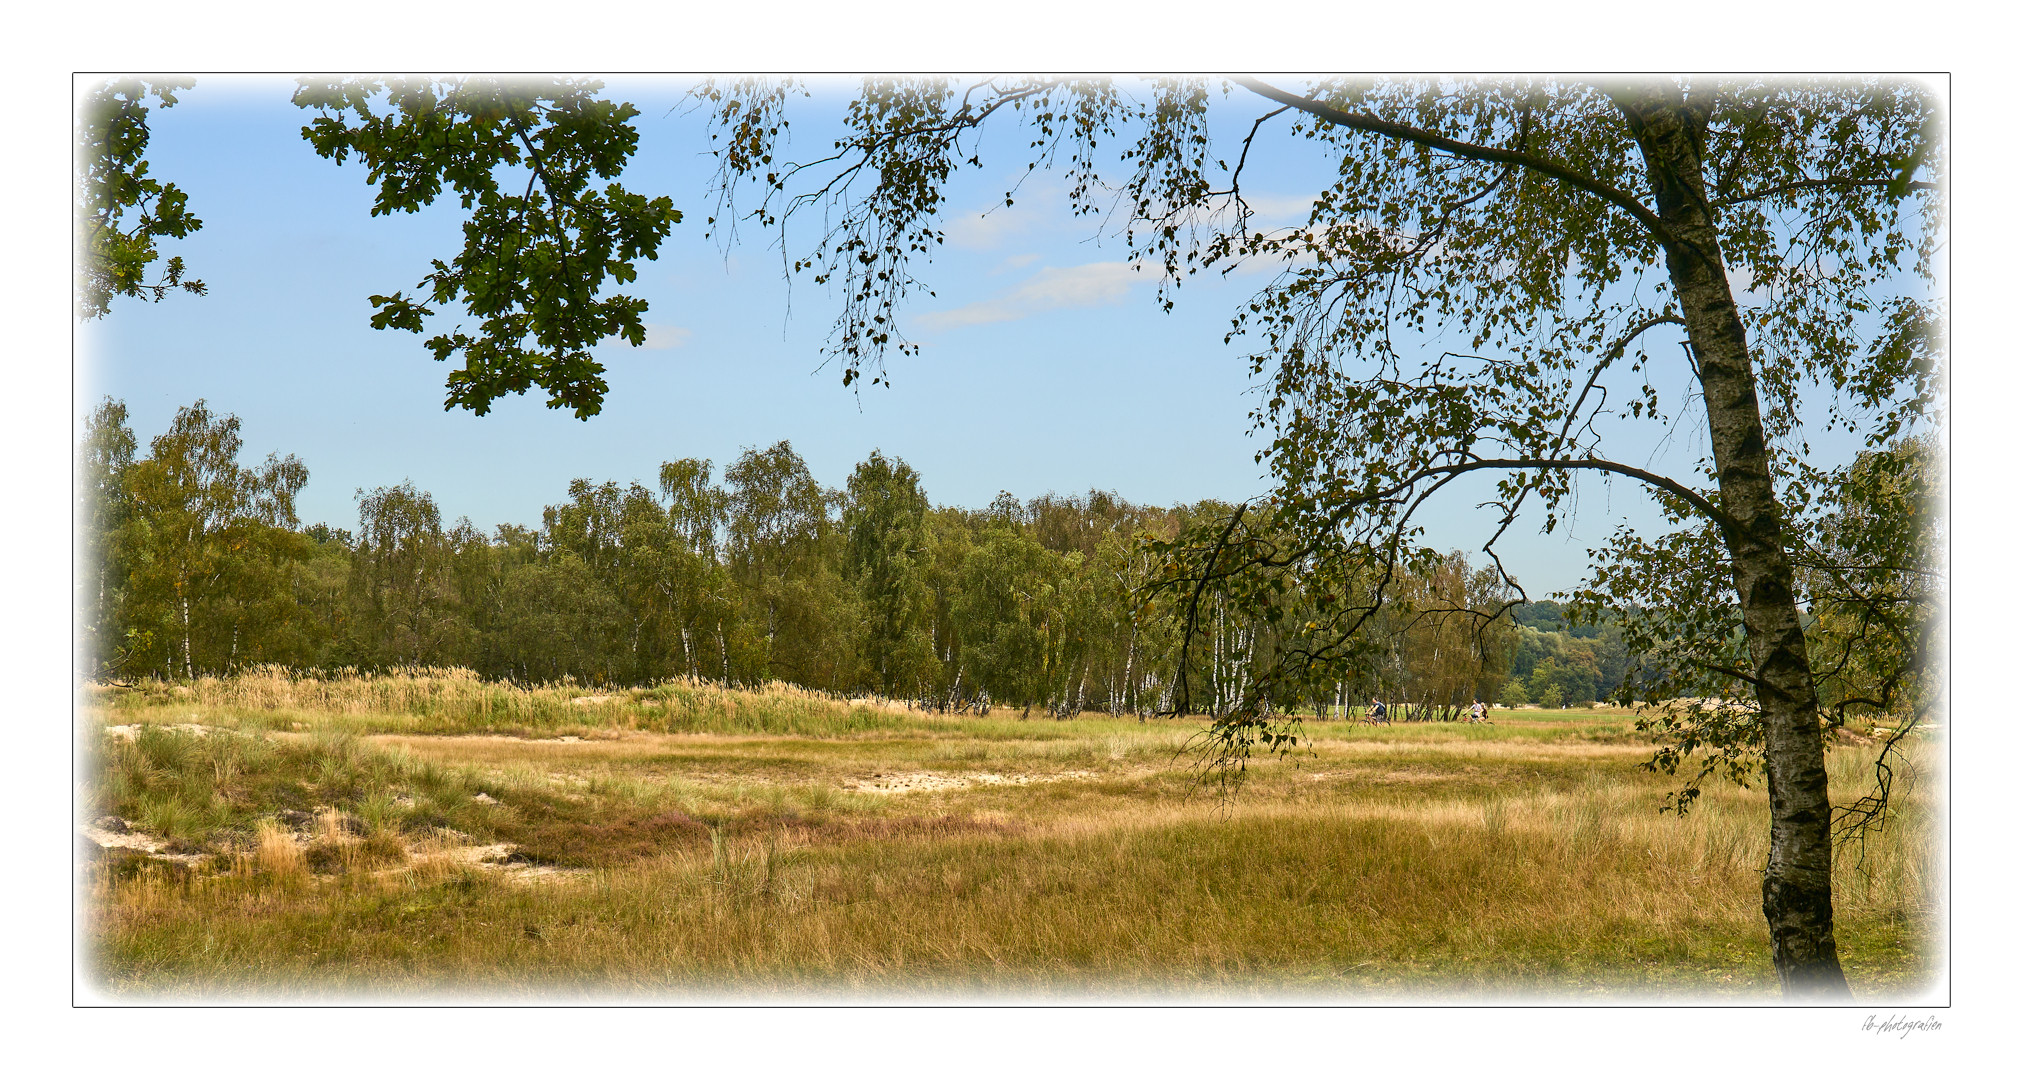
[253,822,304,879]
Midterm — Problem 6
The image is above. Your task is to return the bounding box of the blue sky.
[77,75,1852,597]
[82,80,1270,511]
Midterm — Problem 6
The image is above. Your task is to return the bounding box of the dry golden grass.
[253,822,303,879]
[90,665,942,737]
[82,671,1940,1000]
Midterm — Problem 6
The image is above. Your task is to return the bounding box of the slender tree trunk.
[1242,625,1258,706]
[180,593,195,681]
[1212,604,1224,716]
[1123,616,1138,715]
[1617,87,1850,998]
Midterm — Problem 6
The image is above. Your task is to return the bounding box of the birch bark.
[1615,87,1851,997]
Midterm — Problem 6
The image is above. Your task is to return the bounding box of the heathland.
[80,669,1938,1000]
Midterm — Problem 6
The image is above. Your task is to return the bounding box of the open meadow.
[79,670,1941,1000]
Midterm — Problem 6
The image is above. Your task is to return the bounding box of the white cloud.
[635,323,692,350]
[994,252,1041,274]
[1727,264,1771,302]
[1236,192,1317,222]
[943,201,1048,250]
[913,262,1143,332]
[941,179,1071,250]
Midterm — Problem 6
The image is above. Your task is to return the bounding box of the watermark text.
[1860,1014,1942,1039]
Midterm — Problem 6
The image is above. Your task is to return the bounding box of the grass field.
[78,670,1942,1000]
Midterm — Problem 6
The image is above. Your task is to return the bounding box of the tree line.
[78,397,1608,716]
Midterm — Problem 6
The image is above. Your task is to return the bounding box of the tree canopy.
[76,79,207,318]
[78,77,680,419]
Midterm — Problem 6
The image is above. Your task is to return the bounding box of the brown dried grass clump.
[254,821,303,879]
[304,829,410,875]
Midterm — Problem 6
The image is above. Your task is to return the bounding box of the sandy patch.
[845,772,969,794]
[102,722,217,742]
[78,825,209,866]
[444,841,518,864]
[843,769,1098,795]
[422,841,592,885]
[389,733,592,744]
[495,864,592,882]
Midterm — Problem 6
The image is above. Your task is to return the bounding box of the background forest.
[78,397,1636,717]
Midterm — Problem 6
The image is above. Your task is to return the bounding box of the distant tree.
[1805,434,1942,842]
[919,507,981,705]
[843,451,936,697]
[120,401,309,679]
[657,458,738,680]
[1805,435,1942,733]
[486,556,626,683]
[659,458,727,559]
[607,482,687,683]
[1086,517,1155,715]
[723,441,856,688]
[543,479,630,576]
[351,482,469,666]
[294,523,356,665]
[952,524,1072,712]
[78,399,139,679]
[1509,601,1565,632]
[1387,554,1520,719]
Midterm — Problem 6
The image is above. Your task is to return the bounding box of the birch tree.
[121,401,309,679]
[689,75,1942,997]
[351,482,467,666]
[78,399,139,679]
[843,451,938,697]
